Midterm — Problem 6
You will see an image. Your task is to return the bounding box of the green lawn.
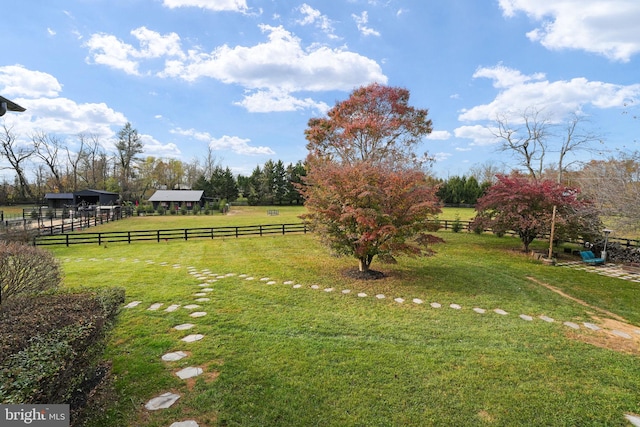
[45,216,640,427]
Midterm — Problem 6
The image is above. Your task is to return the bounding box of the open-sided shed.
[148,190,204,211]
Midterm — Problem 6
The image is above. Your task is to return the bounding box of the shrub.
[451,215,463,233]
[425,218,441,232]
[0,288,125,407]
[156,205,165,216]
[180,205,188,215]
[0,241,61,305]
[192,204,201,215]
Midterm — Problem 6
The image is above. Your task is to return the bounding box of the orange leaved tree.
[298,83,443,275]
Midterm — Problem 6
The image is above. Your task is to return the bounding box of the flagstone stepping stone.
[193,293,207,297]
[394,298,405,304]
[181,334,204,342]
[519,314,533,321]
[170,421,199,427]
[342,289,351,294]
[201,288,214,292]
[145,392,180,410]
[190,312,207,318]
[162,351,188,362]
[195,298,210,302]
[226,273,236,277]
[245,277,255,280]
[450,304,461,310]
[293,284,302,289]
[266,281,277,285]
[324,288,334,292]
[583,322,601,331]
[124,301,142,308]
[165,304,181,312]
[430,302,441,308]
[260,278,270,281]
[625,413,640,427]
[539,315,555,323]
[311,285,320,289]
[184,304,201,309]
[563,321,580,330]
[494,309,508,315]
[148,303,163,311]
[376,294,386,299]
[169,420,200,427]
[357,292,367,297]
[198,283,210,287]
[176,366,203,379]
[283,281,294,285]
[612,330,632,339]
[473,308,486,314]
[174,323,195,331]
[159,262,168,266]
[412,298,423,304]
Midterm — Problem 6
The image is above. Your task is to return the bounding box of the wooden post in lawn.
[548,205,557,260]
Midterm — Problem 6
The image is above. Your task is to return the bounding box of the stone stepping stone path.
[189,312,207,318]
[176,367,203,380]
[99,259,639,426]
[171,421,200,427]
[162,351,188,362]
[181,334,204,343]
[145,392,180,410]
[174,323,195,331]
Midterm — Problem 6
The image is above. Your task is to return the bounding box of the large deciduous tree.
[299,83,442,274]
[472,174,601,252]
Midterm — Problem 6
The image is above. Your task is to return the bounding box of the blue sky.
[1,0,639,180]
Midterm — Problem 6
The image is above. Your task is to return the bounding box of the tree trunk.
[358,255,373,272]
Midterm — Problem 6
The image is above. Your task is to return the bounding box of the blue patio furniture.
[580,251,605,265]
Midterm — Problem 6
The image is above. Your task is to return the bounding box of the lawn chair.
[579,251,605,265]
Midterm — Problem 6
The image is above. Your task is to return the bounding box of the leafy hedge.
[0,288,125,414]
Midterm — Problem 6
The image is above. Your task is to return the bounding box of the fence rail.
[31,218,639,249]
[34,223,309,246]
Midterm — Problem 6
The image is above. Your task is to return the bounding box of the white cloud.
[432,152,452,162]
[47,28,56,36]
[498,0,640,61]
[459,64,640,122]
[86,24,386,113]
[454,125,499,146]
[0,65,128,153]
[426,130,451,140]
[140,134,181,158]
[171,128,275,155]
[84,27,185,75]
[162,0,248,13]
[352,11,380,37]
[234,89,329,113]
[296,4,335,37]
[0,65,63,98]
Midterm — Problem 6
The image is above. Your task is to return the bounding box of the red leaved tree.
[472,174,601,252]
[299,83,442,274]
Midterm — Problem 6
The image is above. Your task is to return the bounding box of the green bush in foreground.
[0,288,125,412]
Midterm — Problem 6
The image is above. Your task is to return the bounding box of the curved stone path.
[66,256,640,426]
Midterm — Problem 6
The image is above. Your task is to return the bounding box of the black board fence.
[32,219,639,249]
[34,223,309,247]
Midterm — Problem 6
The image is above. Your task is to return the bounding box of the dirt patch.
[527,277,640,354]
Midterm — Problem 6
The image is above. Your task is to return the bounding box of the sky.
[1,0,640,181]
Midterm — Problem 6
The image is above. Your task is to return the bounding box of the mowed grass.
[46,215,640,426]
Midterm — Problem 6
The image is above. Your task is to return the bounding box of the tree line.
[0,122,307,206]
